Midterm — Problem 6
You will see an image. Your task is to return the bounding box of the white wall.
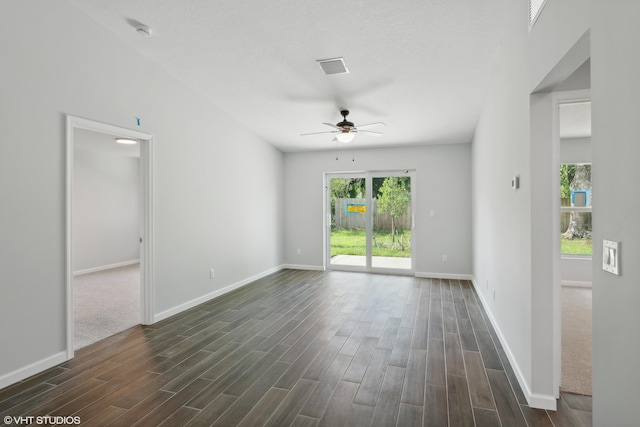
[590,1,640,424]
[560,257,592,285]
[552,59,591,93]
[0,0,283,386]
[528,0,590,92]
[475,0,640,419]
[284,144,472,276]
[560,137,591,164]
[74,135,140,272]
[472,0,590,409]
[472,0,534,403]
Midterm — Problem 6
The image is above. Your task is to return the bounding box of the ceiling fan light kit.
[336,132,355,143]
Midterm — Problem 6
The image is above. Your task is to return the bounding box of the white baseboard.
[281,268,473,279]
[282,264,325,271]
[471,278,557,411]
[154,265,285,323]
[529,393,558,411]
[0,351,68,389]
[74,259,140,276]
[561,280,592,288]
[415,272,474,281]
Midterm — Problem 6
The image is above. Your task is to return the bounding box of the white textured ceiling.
[67,0,509,152]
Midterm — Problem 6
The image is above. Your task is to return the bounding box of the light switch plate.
[602,240,620,275]
[511,175,520,190]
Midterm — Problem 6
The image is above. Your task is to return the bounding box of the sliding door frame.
[324,170,416,275]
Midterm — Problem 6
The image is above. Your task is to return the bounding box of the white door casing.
[65,115,154,360]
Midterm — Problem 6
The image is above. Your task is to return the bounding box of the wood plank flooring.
[0,269,592,426]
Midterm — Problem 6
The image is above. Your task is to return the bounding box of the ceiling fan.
[301,110,384,143]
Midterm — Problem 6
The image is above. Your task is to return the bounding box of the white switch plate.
[210,269,215,279]
[429,210,435,218]
[442,255,448,263]
[602,240,620,275]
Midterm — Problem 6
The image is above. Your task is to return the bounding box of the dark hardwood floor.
[0,269,592,426]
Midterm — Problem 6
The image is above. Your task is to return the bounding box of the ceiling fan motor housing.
[337,110,354,129]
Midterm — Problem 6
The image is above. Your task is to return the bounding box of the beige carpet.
[74,264,141,350]
[562,286,592,396]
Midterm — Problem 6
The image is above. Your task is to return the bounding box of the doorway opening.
[66,116,154,359]
[556,95,593,397]
[325,170,415,274]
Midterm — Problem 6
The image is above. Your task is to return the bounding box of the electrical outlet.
[297,249,302,256]
[210,269,215,279]
[442,255,448,263]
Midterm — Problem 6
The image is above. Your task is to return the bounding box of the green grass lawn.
[331,229,411,257]
[561,237,592,255]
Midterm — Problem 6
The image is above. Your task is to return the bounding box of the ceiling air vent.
[317,57,349,75]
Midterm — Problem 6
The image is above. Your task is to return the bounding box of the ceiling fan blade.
[357,130,383,137]
[356,122,385,130]
[322,122,341,130]
[300,130,338,136]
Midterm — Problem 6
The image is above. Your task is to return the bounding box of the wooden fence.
[333,198,411,230]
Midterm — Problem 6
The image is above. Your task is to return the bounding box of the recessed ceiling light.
[116,138,137,145]
[317,57,349,75]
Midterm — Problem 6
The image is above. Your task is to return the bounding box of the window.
[560,163,592,255]
[529,0,548,26]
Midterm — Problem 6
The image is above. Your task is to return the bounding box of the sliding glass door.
[371,173,413,270]
[327,174,368,269]
[326,171,415,274]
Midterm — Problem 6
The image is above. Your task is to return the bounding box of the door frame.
[324,170,416,275]
[65,115,155,360]
[551,89,591,395]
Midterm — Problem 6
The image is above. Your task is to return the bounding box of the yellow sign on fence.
[347,203,366,214]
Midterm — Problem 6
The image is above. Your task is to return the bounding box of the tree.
[330,178,364,199]
[373,176,410,198]
[560,164,576,199]
[330,178,350,199]
[377,177,410,244]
